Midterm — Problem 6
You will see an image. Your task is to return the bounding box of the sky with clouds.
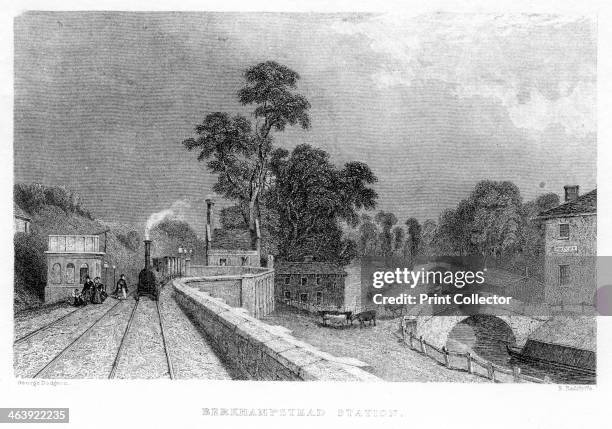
[14,12,596,236]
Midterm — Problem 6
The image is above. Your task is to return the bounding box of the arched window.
[66,263,75,284]
[79,264,89,284]
[51,263,62,284]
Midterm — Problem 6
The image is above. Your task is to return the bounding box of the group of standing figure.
[71,274,129,306]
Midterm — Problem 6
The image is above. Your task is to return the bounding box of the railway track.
[33,298,128,378]
[108,294,174,379]
[20,285,176,380]
[108,298,140,379]
[14,307,81,345]
[157,299,175,379]
[15,288,134,345]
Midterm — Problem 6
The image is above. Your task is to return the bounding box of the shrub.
[14,232,47,300]
[14,183,94,219]
[116,230,141,252]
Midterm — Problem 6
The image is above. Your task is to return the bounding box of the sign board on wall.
[553,245,578,253]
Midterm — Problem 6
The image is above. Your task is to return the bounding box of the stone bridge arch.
[414,313,546,349]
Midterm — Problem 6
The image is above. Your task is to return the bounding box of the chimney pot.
[144,239,151,270]
[564,185,579,202]
[205,199,214,263]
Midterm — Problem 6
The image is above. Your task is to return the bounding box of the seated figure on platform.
[71,288,86,306]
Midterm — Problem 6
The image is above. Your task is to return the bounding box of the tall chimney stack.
[205,199,214,265]
[564,185,579,202]
[144,240,151,270]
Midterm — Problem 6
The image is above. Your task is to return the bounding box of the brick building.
[275,257,348,309]
[536,186,596,305]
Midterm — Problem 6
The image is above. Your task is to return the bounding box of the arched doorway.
[79,264,89,284]
[66,263,75,284]
[50,263,62,284]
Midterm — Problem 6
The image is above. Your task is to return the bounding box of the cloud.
[332,13,596,136]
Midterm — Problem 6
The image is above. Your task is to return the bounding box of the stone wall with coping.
[185,265,275,318]
[188,278,243,307]
[173,278,380,381]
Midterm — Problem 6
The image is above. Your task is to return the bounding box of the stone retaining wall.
[173,278,380,381]
[188,278,242,307]
[186,266,275,318]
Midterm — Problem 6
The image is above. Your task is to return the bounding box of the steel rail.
[33,299,125,378]
[15,286,135,345]
[14,307,81,345]
[108,298,140,379]
[157,299,175,379]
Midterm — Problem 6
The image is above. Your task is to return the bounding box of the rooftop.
[536,189,597,220]
[276,261,346,276]
[14,205,31,221]
[212,228,251,251]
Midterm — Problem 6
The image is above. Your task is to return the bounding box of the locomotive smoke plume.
[144,199,191,240]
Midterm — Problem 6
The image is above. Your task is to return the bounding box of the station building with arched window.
[45,234,105,302]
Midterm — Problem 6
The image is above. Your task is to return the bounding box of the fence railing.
[399,318,549,383]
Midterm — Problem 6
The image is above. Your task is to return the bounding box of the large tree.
[375,211,398,259]
[358,214,379,256]
[268,144,377,264]
[469,180,522,266]
[405,217,422,260]
[182,61,311,255]
[392,225,406,257]
[434,199,476,256]
[519,192,560,267]
[420,218,437,257]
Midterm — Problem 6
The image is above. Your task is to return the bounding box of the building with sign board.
[536,186,596,305]
[44,234,105,303]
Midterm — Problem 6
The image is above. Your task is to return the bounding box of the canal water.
[446,318,595,384]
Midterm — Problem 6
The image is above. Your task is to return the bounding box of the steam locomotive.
[137,239,160,301]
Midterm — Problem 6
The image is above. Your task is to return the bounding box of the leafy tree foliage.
[183,61,311,254]
[469,181,522,265]
[14,232,47,299]
[392,226,406,256]
[430,180,558,273]
[375,211,397,258]
[405,217,422,260]
[358,214,378,256]
[149,219,207,261]
[519,192,560,261]
[14,183,93,219]
[267,144,377,265]
[116,230,141,252]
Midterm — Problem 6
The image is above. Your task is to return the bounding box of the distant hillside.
[14,184,144,312]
